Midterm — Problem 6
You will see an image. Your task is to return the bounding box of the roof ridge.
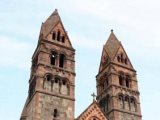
[41,9,61,38]
[104,30,121,60]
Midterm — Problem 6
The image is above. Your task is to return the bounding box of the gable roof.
[76,101,108,120]
[41,9,62,38]
[104,30,121,60]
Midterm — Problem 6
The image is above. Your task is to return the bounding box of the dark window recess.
[125,58,128,64]
[126,75,130,88]
[46,74,52,81]
[51,51,56,65]
[57,31,61,41]
[119,75,123,86]
[53,109,58,118]
[125,96,129,102]
[63,80,66,85]
[62,36,65,43]
[52,32,56,40]
[126,79,129,88]
[59,54,65,68]
[55,78,59,83]
[99,96,109,112]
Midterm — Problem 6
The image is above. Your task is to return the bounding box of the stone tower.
[20,9,75,120]
[96,30,142,120]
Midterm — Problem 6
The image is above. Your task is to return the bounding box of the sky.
[0,0,160,120]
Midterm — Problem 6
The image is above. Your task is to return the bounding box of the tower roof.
[104,30,121,60]
[41,9,62,37]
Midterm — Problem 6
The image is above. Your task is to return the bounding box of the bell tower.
[20,9,75,120]
[96,30,142,120]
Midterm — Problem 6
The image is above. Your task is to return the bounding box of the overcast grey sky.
[0,0,160,120]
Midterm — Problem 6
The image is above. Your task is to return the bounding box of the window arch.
[99,95,110,112]
[130,97,137,112]
[51,51,57,65]
[126,75,131,88]
[62,36,65,43]
[46,74,52,81]
[53,109,58,118]
[43,74,53,90]
[117,55,120,62]
[52,32,56,40]
[124,96,130,110]
[118,93,137,112]
[118,94,124,109]
[118,72,131,88]
[117,53,128,65]
[60,78,70,95]
[119,72,124,86]
[57,31,61,41]
[59,53,65,68]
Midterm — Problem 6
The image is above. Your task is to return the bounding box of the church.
[20,9,142,120]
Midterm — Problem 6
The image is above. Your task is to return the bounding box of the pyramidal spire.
[41,9,62,38]
[104,30,121,60]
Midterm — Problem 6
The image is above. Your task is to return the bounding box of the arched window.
[117,55,120,62]
[99,95,110,112]
[60,79,69,95]
[119,94,124,109]
[53,109,58,118]
[124,96,130,110]
[117,53,128,65]
[119,72,124,86]
[52,77,60,93]
[59,54,65,68]
[125,75,130,88]
[130,97,137,112]
[125,58,128,64]
[55,77,59,84]
[99,98,105,112]
[120,53,123,63]
[46,74,52,81]
[62,36,65,43]
[51,51,57,65]
[52,32,56,40]
[103,75,109,87]
[57,31,61,41]
[43,74,52,90]
[119,75,123,86]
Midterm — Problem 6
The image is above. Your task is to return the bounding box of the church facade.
[20,10,142,120]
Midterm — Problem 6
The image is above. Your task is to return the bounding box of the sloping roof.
[41,9,61,37]
[104,30,121,60]
[76,101,108,120]
[20,100,28,119]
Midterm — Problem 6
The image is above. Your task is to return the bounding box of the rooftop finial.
[111,29,113,32]
[91,92,96,102]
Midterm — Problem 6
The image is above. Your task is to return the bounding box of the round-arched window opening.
[46,74,52,81]
[55,78,59,83]
[117,56,120,62]
[63,80,66,85]
[125,58,128,64]
[53,109,58,118]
